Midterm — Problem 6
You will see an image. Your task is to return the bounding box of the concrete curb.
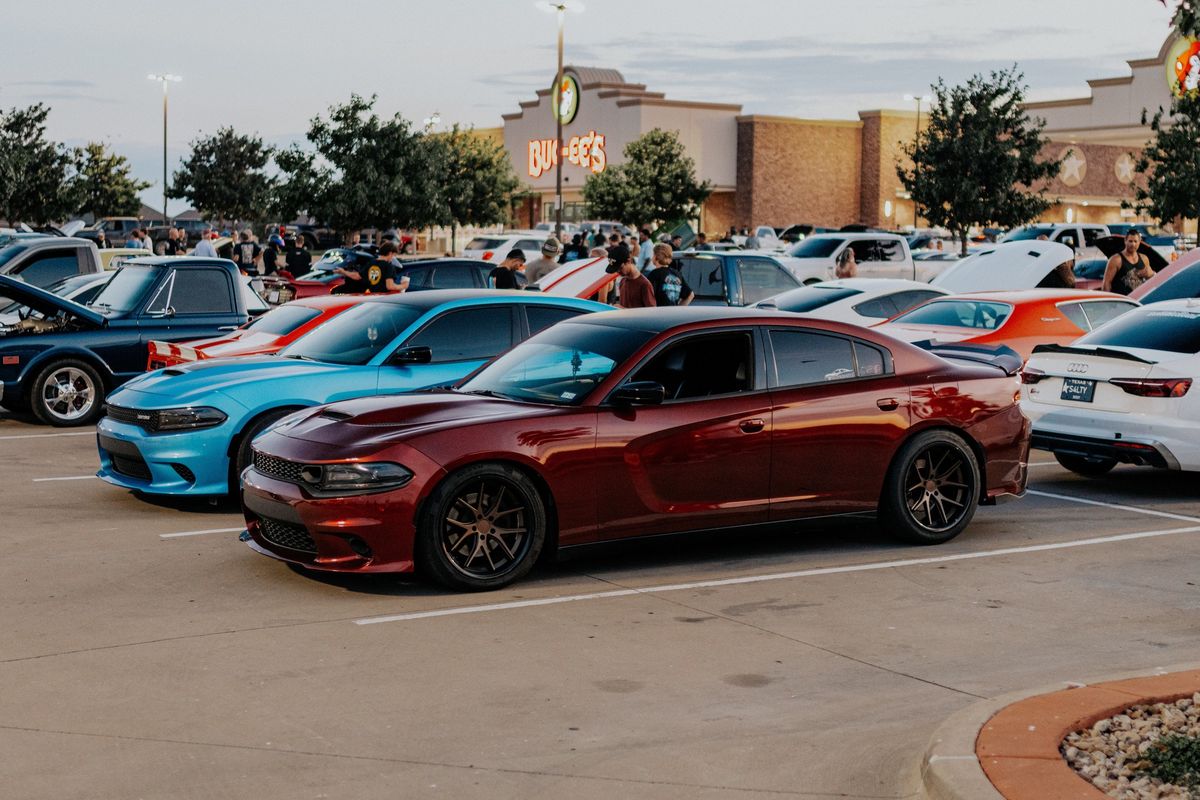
[919,661,1200,800]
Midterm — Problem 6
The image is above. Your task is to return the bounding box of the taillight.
[1020,368,1048,384]
[1109,377,1192,398]
[483,250,494,260]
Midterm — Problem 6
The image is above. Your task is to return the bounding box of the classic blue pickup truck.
[0,257,257,426]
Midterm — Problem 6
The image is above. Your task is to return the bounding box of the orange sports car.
[873,289,1139,360]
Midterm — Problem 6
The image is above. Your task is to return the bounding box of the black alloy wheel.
[881,430,980,544]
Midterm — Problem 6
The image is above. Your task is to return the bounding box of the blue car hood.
[117,356,372,404]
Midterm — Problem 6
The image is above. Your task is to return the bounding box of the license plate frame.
[1060,377,1096,403]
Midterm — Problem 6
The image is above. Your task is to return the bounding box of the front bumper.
[241,467,427,574]
[96,416,236,496]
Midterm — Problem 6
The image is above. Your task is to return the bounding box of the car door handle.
[876,398,900,411]
[217,325,240,331]
[738,418,765,434]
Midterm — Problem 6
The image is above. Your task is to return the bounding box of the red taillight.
[1109,377,1192,398]
[482,250,494,260]
[1020,368,1048,384]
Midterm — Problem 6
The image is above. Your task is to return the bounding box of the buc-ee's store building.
[499,38,1194,235]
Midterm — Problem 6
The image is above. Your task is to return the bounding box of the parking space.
[4,410,1200,799]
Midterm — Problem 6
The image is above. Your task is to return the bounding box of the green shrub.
[1143,733,1200,791]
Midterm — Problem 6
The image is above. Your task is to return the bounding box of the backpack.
[660,269,684,305]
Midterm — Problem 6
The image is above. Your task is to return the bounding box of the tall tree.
[431,126,519,250]
[582,128,710,228]
[0,103,80,226]
[897,68,1060,255]
[169,127,274,225]
[274,95,443,236]
[1132,91,1200,235]
[75,142,150,219]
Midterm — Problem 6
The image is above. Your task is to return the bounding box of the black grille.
[258,517,317,553]
[171,463,196,483]
[252,449,304,483]
[105,404,159,432]
[111,454,151,480]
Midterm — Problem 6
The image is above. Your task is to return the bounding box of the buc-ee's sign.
[528,131,607,178]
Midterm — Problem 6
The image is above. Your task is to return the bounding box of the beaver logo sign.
[551,73,579,124]
[1167,37,1200,95]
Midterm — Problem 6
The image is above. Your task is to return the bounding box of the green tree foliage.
[581,128,711,228]
[1163,0,1200,37]
[1133,77,1200,234]
[274,95,442,235]
[169,127,274,225]
[432,126,519,237]
[76,142,149,219]
[1143,733,1200,792]
[0,103,80,226]
[897,68,1060,255]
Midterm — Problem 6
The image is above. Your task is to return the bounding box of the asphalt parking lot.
[3,411,1199,800]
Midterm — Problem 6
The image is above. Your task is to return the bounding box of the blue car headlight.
[298,462,413,494]
[154,406,228,431]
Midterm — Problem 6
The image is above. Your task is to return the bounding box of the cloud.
[7,79,97,89]
[12,91,118,105]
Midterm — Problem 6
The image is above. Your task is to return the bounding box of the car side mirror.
[389,345,432,365]
[610,381,665,407]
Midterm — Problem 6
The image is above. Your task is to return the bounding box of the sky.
[0,0,1179,215]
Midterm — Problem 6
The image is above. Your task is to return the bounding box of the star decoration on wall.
[1059,148,1087,187]
[1115,153,1136,184]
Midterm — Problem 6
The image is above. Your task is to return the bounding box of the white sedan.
[1021,300,1200,476]
[755,279,947,325]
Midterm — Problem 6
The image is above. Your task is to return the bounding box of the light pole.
[537,1,583,239]
[422,111,441,132]
[903,93,931,229]
[148,74,181,225]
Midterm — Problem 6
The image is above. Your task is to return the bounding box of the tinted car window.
[512,239,544,253]
[170,269,234,314]
[406,306,514,363]
[890,300,1011,330]
[787,238,841,258]
[281,303,424,365]
[1142,267,1200,303]
[1056,230,1079,250]
[1083,228,1105,246]
[15,251,79,288]
[526,305,587,336]
[1078,307,1200,354]
[851,295,898,319]
[633,331,752,400]
[849,240,878,262]
[399,265,432,289]
[877,240,904,262]
[1006,226,1055,241]
[762,286,861,312]
[245,305,323,335]
[429,264,477,289]
[1080,300,1136,330]
[888,290,942,313]
[770,330,857,386]
[736,258,800,304]
[1057,302,1090,331]
[678,256,726,301]
[854,342,886,376]
[92,265,162,313]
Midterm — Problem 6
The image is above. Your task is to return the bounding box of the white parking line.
[0,431,95,441]
[159,527,243,539]
[354,524,1200,625]
[1026,462,1061,469]
[1027,489,1200,523]
[32,475,98,483]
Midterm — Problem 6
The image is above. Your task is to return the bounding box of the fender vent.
[319,410,353,421]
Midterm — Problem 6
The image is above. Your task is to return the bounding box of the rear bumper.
[1025,405,1193,469]
[1031,430,1178,469]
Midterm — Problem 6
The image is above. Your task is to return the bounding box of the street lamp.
[147,73,181,225]
[903,93,931,228]
[422,111,441,132]
[536,1,584,238]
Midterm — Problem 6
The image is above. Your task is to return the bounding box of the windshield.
[89,266,162,313]
[760,285,861,312]
[466,237,506,250]
[279,302,423,365]
[460,322,652,405]
[0,244,28,269]
[787,238,842,258]
[890,299,1012,330]
[1078,307,1200,354]
[1004,226,1055,242]
[245,304,324,336]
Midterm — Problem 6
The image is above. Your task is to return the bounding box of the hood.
[536,257,615,298]
[119,356,365,403]
[0,274,106,327]
[1092,236,1169,271]
[931,241,1073,292]
[276,392,544,446]
[189,330,288,359]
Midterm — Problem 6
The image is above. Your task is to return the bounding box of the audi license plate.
[1061,377,1096,403]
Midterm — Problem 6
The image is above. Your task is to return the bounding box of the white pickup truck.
[783,232,950,283]
[0,237,105,289]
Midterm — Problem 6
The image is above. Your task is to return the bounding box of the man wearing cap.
[607,243,655,308]
[489,249,525,289]
[524,238,563,285]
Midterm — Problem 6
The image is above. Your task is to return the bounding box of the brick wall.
[736,116,862,229]
[859,110,918,227]
[701,191,737,238]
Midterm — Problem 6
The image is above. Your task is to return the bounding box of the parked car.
[578,220,632,238]
[0,272,111,327]
[462,232,551,263]
[675,251,803,305]
[0,258,255,425]
[76,217,143,245]
[0,237,104,288]
[147,219,211,249]
[875,289,1138,360]
[533,221,580,235]
[785,233,944,282]
[99,247,153,271]
[284,253,528,299]
[931,241,1076,293]
[287,223,342,251]
[1021,301,1200,476]
[1000,223,1109,261]
[95,291,610,497]
[146,294,368,369]
[1129,247,1200,304]
[755,279,948,325]
[1106,224,1180,258]
[240,307,1029,590]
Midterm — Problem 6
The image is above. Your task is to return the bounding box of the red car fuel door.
[593,329,772,541]
[763,328,910,519]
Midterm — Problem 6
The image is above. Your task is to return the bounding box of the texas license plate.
[1060,377,1096,403]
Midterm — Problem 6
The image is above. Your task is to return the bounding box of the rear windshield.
[761,286,861,312]
[1142,267,1200,304]
[1005,227,1055,241]
[1078,308,1200,354]
[245,304,323,336]
[787,238,841,258]
[466,237,506,250]
[890,299,1012,330]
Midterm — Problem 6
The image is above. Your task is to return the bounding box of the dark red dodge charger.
[241,308,1030,590]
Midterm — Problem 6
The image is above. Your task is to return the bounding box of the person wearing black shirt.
[262,235,284,276]
[645,243,694,306]
[283,237,311,275]
[334,242,406,293]
[233,231,262,274]
[489,249,525,289]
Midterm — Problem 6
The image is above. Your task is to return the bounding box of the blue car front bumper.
[96,416,236,496]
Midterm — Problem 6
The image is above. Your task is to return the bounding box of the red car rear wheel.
[880,430,980,545]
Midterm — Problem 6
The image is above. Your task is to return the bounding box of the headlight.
[154,406,228,431]
[299,462,413,494]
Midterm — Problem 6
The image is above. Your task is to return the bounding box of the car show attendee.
[646,243,693,307]
[670,233,683,250]
[192,227,217,257]
[140,229,154,251]
[561,233,585,262]
[262,235,284,275]
[233,230,262,275]
[125,229,143,248]
[610,244,655,308]
[489,249,525,289]
[283,235,311,274]
[835,247,857,278]
[637,229,654,269]
[524,237,563,284]
[1102,229,1154,295]
[333,242,405,293]
[95,230,108,249]
[745,230,761,249]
